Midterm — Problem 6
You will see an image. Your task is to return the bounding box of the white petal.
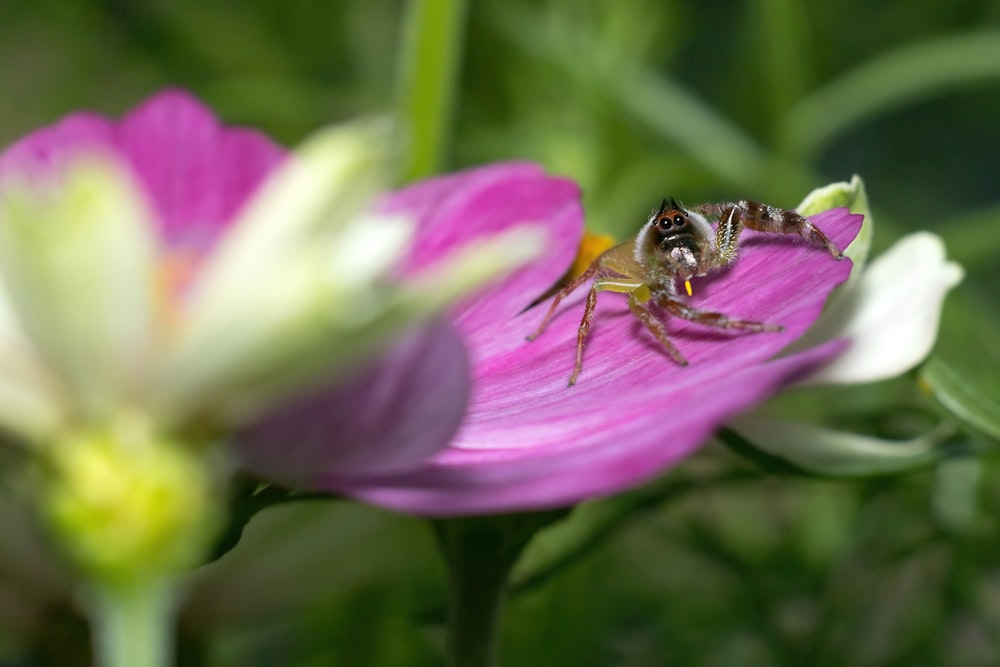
[0,378,64,442]
[0,155,158,421]
[402,225,548,311]
[158,122,400,422]
[186,120,394,323]
[0,275,66,441]
[159,226,544,427]
[797,232,963,385]
[157,246,360,424]
[326,214,413,295]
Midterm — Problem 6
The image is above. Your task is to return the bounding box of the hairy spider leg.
[695,201,844,269]
[654,292,784,333]
[525,261,604,342]
[567,276,645,386]
[626,293,688,367]
[565,281,784,385]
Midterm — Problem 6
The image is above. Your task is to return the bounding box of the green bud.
[40,420,220,584]
[797,175,873,279]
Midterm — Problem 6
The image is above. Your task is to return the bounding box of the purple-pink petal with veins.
[380,162,584,325]
[0,90,285,251]
[312,166,863,515]
[236,319,471,479]
[328,339,845,514]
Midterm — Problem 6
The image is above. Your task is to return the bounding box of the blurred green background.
[2,1,1000,665]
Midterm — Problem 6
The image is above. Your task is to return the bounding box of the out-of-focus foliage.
[1,0,999,665]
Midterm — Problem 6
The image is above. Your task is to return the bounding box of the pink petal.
[320,176,863,514]
[0,89,285,251]
[380,161,583,322]
[330,339,846,514]
[231,165,580,485]
[235,320,471,479]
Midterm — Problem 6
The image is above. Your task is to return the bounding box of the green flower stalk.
[41,422,220,667]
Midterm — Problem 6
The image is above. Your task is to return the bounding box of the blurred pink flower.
[0,90,284,254]
[0,90,473,481]
[249,163,863,515]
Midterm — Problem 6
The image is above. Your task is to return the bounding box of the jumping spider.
[526,198,845,386]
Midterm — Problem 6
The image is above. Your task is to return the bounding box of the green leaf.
[782,31,1000,159]
[511,497,653,592]
[922,358,1000,443]
[511,473,747,592]
[725,416,960,477]
[920,290,1000,443]
[936,204,1000,273]
[492,3,806,195]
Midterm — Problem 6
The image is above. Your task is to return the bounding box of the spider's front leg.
[526,262,603,342]
[564,277,645,386]
[525,261,640,385]
[696,201,844,268]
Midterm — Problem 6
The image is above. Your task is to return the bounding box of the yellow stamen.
[684,279,693,296]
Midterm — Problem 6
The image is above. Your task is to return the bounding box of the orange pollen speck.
[155,250,202,331]
[569,231,616,279]
[684,279,693,297]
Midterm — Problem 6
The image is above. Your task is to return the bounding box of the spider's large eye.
[673,214,686,226]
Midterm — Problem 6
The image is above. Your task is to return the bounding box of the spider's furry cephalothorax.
[527,197,845,386]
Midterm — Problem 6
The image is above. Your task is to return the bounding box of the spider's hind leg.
[627,294,688,367]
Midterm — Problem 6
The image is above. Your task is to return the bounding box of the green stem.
[89,578,175,667]
[432,511,566,667]
[441,546,509,667]
[395,0,468,183]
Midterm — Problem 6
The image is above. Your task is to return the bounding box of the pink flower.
[0,90,284,255]
[0,90,517,497]
[243,163,863,515]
